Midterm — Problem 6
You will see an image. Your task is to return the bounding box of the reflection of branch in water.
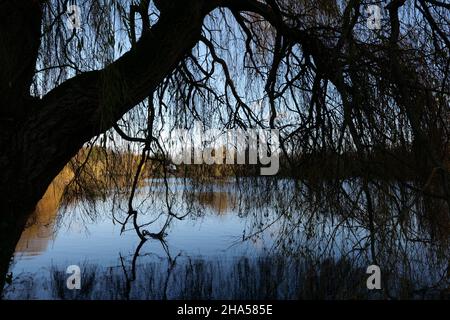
[362,178,377,265]
[230,178,449,290]
[119,238,146,300]
[119,235,181,300]
[115,97,181,298]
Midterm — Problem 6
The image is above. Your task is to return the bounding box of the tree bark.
[0,0,210,296]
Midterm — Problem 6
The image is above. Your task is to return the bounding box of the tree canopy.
[0,0,449,210]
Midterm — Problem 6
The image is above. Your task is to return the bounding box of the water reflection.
[3,176,450,299]
[192,192,235,215]
[15,168,73,257]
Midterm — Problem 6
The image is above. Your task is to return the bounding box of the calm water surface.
[4,178,449,299]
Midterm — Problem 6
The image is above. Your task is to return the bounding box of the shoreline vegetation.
[28,144,447,217]
[63,145,449,186]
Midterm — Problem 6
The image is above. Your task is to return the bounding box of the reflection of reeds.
[50,263,97,300]
[5,254,448,300]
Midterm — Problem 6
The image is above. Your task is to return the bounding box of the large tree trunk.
[0,0,210,296]
[0,0,43,295]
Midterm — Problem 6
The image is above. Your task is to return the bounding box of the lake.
[3,177,449,299]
